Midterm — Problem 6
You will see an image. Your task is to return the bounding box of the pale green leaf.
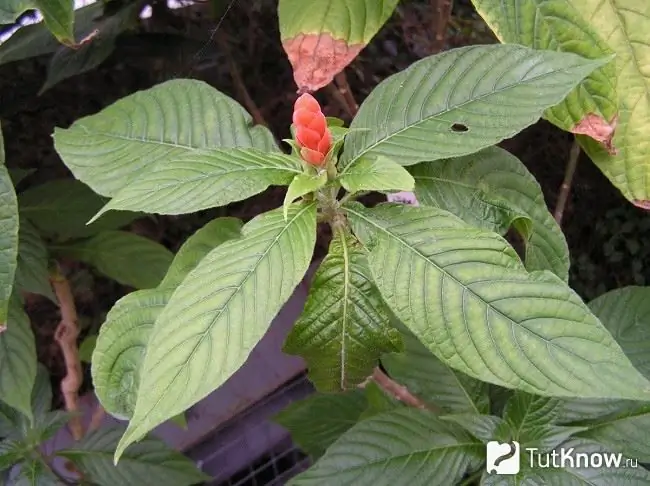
[284,231,401,391]
[18,179,140,241]
[345,203,650,400]
[0,296,36,422]
[58,425,208,486]
[274,390,368,459]
[78,335,96,363]
[53,79,279,197]
[340,45,607,169]
[14,218,55,302]
[339,156,414,194]
[471,0,617,132]
[32,0,73,45]
[53,231,173,289]
[410,147,569,280]
[0,126,19,327]
[283,172,327,221]
[382,327,489,414]
[289,408,483,485]
[115,204,317,461]
[569,0,650,205]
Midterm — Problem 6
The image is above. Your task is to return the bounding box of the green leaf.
[360,381,403,419]
[344,203,650,400]
[18,179,141,241]
[32,0,74,45]
[91,149,302,218]
[283,172,327,221]
[382,327,489,414]
[0,439,28,472]
[274,390,368,460]
[0,126,19,328]
[53,231,173,289]
[14,457,62,486]
[58,425,208,486]
[339,156,414,194]
[569,0,650,206]
[53,79,279,197]
[0,0,31,23]
[115,204,317,461]
[14,218,55,302]
[340,44,607,169]
[284,231,401,392]
[169,413,187,430]
[278,0,400,91]
[471,0,617,134]
[30,364,52,419]
[289,408,482,485]
[410,146,570,281]
[9,168,35,186]
[78,334,96,363]
[0,296,36,422]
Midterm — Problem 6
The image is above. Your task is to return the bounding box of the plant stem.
[334,71,358,116]
[554,139,581,224]
[431,0,453,54]
[371,367,441,413]
[87,404,106,434]
[51,264,83,441]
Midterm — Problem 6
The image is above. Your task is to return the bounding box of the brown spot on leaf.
[633,200,650,211]
[571,113,618,155]
[282,33,364,92]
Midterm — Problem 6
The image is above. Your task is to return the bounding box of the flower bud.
[292,93,332,165]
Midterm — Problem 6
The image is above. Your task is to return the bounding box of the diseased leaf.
[284,231,401,392]
[339,156,414,194]
[340,45,607,169]
[14,218,55,302]
[410,147,570,280]
[0,126,19,328]
[274,390,368,459]
[53,80,278,197]
[283,172,327,221]
[32,0,74,45]
[345,203,650,400]
[115,204,317,460]
[278,0,400,91]
[53,231,173,289]
[58,425,208,486]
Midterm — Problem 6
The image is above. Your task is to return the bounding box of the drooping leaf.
[339,156,414,194]
[471,0,617,140]
[0,126,19,328]
[382,327,489,414]
[14,218,55,301]
[345,203,650,400]
[53,79,278,197]
[340,45,607,169]
[568,0,650,206]
[278,0,400,91]
[284,231,402,392]
[31,0,74,45]
[18,179,140,241]
[0,296,36,423]
[53,230,173,289]
[115,204,317,460]
[283,172,327,221]
[410,146,570,280]
[289,408,483,485]
[58,425,208,486]
[274,390,368,459]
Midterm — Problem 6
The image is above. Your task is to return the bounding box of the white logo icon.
[486,441,520,475]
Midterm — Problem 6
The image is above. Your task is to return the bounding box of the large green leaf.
[0,127,19,327]
[53,79,278,197]
[53,231,173,289]
[340,44,607,169]
[92,149,302,218]
[0,296,36,422]
[14,218,55,302]
[410,147,570,281]
[0,0,30,23]
[289,408,483,485]
[278,0,400,91]
[93,217,243,420]
[284,231,401,392]
[58,425,208,486]
[569,0,650,206]
[345,203,650,400]
[18,179,140,241]
[115,204,317,461]
[32,0,74,45]
[471,0,617,135]
[274,390,368,460]
[382,327,489,414]
[339,156,414,194]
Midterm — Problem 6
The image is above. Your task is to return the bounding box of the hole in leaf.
[450,123,469,133]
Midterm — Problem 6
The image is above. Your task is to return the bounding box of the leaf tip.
[633,200,650,211]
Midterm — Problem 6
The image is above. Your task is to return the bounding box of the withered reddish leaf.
[633,200,650,211]
[571,113,618,155]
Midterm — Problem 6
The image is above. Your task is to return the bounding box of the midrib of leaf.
[143,203,315,417]
[74,126,203,151]
[451,371,482,415]
[339,230,350,388]
[580,405,650,431]
[345,49,569,169]
[345,206,588,377]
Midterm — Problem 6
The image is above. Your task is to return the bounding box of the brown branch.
[334,71,358,116]
[554,139,581,224]
[431,0,453,54]
[87,404,106,434]
[371,367,441,413]
[51,266,83,441]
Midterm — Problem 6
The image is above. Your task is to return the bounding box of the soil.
[1,0,648,408]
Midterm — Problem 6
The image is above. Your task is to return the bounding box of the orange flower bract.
[292,93,332,165]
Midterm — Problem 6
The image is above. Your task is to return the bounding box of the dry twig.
[370,367,441,413]
[554,139,581,224]
[431,0,453,54]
